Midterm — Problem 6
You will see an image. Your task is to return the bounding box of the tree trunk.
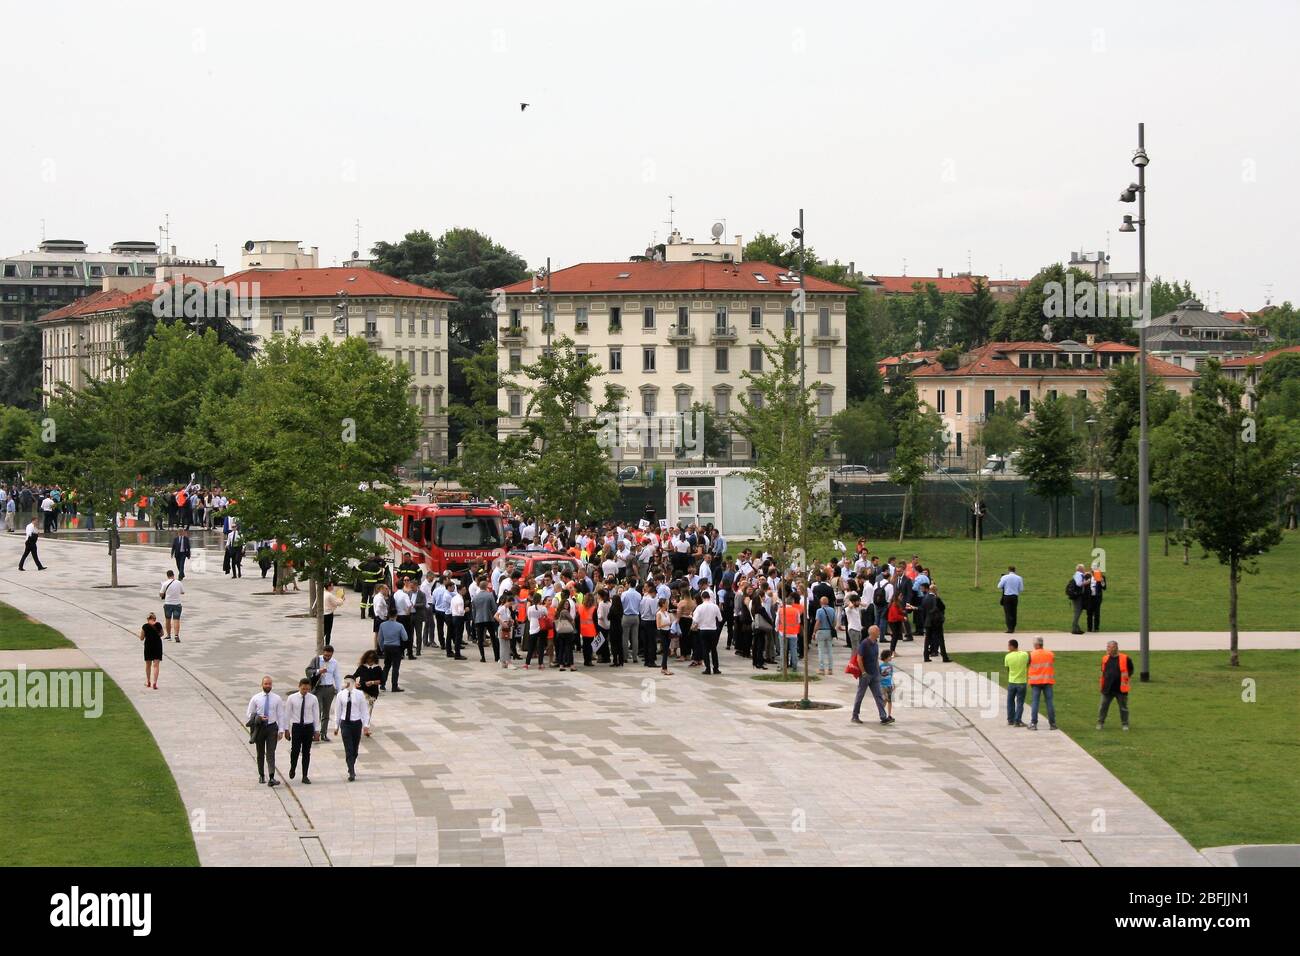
[315,571,326,654]
[780,592,789,680]
[802,576,811,705]
[973,515,981,589]
[1228,557,1239,667]
[897,486,909,544]
[1182,517,1190,565]
[1091,477,1100,548]
[1163,503,1170,557]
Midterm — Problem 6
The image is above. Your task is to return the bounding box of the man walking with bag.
[245,676,284,786]
[309,646,341,741]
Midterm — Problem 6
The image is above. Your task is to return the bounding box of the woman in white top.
[494,593,514,669]
[525,593,547,669]
[323,582,345,641]
[449,585,467,659]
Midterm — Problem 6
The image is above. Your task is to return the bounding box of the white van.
[980,452,1021,476]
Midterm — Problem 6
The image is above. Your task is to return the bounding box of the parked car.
[980,452,1021,476]
[617,465,641,482]
[833,464,875,477]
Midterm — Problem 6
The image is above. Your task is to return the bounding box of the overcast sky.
[4,1,1297,309]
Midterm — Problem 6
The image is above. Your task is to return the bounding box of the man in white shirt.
[393,579,416,659]
[693,590,725,675]
[432,577,451,649]
[601,553,618,581]
[160,570,185,642]
[309,646,341,740]
[245,676,284,786]
[996,565,1025,633]
[18,518,45,570]
[284,678,320,784]
[333,676,372,782]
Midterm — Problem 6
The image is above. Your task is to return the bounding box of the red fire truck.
[381,495,507,574]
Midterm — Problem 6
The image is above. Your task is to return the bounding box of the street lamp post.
[1086,416,1101,547]
[1119,122,1151,682]
[792,210,811,704]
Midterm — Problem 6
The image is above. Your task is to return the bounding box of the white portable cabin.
[665,467,763,540]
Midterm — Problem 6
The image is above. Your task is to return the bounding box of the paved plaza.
[8,535,1292,867]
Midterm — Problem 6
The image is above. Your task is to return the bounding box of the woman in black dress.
[350,650,384,721]
[139,612,164,689]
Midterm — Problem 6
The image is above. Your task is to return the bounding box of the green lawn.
[0,603,197,866]
[786,532,1300,632]
[954,650,1300,849]
[0,601,73,650]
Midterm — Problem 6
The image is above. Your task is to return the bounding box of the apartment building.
[1146,298,1272,370]
[39,263,457,463]
[908,339,1197,467]
[495,252,853,464]
[1221,345,1300,410]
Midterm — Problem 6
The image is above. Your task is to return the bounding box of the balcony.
[362,328,382,347]
[811,326,840,344]
[710,324,738,343]
[499,325,526,344]
[667,324,695,344]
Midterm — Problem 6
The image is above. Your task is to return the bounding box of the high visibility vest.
[516,589,530,622]
[778,603,803,636]
[1028,649,1056,685]
[1099,653,1131,694]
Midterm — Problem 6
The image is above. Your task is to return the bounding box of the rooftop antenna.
[41,218,45,241]
[664,195,675,237]
[1264,282,1273,307]
[902,257,907,276]
[162,212,170,257]
[354,218,361,259]
[710,221,725,243]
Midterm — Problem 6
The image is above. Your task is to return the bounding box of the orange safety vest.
[778,603,803,636]
[1028,648,1055,685]
[516,588,530,622]
[1099,653,1131,694]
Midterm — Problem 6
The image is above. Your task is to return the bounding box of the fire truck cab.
[382,494,507,575]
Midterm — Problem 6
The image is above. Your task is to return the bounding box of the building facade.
[908,339,1197,467]
[1145,298,1273,370]
[495,256,853,465]
[39,264,457,464]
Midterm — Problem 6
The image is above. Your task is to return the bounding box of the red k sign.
[678,491,693,508]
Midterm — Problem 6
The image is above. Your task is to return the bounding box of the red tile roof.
[910,341,1196,378]
[869,275,978,295]
[1220,345,1300,368]
[38,276,210,322]
[498,261,854,296]
[878,349,941,368]
[221,267,455,300]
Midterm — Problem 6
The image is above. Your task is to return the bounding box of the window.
[715,305,728,331]
[1077,389,1087,399]
[509,348,522,371]
[272,313,284,333]
[715,348,729,372]
[818,347,831,374]
[509,308,521,326]
[434,352,442,376]
[643,347,656,372]
[676,391,691,414]
[31,266,44,278]
[818,307,830,336]
[407,350,416,370]
[576,306,589,330]
[242,314,253,332]
[753,272,768,283]
[818,390,833,418]
[608,347,622,371]
[677,347,690,372]
[642,391,657,416]
[394,314,402,336]
[643,307,656,330]
[785,308,796,329]
[1019,353,1030,368]
[749,390,763,410]
[421,351,429,375]
[302,312,314,332]
[1019,389,1030,413]
[117,266,130,276]
[610,306,622,330]
[2,265,16,278]
[434,316,441,337]
[433,391,443,414]
[984,389,996,417]
[750,306,762,329]
[750,347,763,371]
[1046,389,1058,401]
[408,314,416,335]
[955,432,963,457]
[62,266,76,277]
[420,390,430,414]
[421,316,429,336]
[715,391,730,415]
[936,389,947,414]
[509,392,522,417]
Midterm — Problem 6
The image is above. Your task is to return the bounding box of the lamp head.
[1118,215,1137,233]
[791,227,803,241]
[1132,147,1150,168]
[1119,185,1138,203]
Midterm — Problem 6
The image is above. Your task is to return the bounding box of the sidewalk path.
[1,538,1215,867]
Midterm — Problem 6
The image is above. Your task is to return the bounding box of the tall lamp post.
[1086,416,1101,548]
[792,210,811,704]
[1119,123,1150,682]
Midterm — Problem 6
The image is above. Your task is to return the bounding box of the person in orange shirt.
[576,591,598,665]
[778,585,804,670]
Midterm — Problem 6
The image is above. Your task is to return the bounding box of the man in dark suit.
[171,528,191,580]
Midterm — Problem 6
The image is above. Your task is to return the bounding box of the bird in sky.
[520,102,529,111]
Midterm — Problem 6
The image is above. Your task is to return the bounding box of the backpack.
[873,584,887,608]
[1066,577,1081,600]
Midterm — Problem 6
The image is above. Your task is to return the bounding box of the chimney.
[937,267,944,278]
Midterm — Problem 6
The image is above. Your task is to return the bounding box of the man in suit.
[922,583,951,663]
[284,678,320,784]
[245,676,284,786]
[333,676,372,782]
[171,528,191,580]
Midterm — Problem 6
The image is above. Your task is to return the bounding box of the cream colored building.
[495,255,853,464]
[908,339,1197,467]
[39,265,456,464]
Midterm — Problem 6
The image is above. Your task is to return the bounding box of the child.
[880,649,896,718]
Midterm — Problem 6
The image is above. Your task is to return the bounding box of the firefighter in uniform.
[358,554,384,619]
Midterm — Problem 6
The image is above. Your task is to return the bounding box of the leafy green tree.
[0,322,44,410]
[1017,396,1075,536]
[1256,352,1300,410]
[996,263,1133,344]
[888,383,947,541]
[1255,302,1299,345]
[118,296,257,361]
[0,405,36,479]
[446,342,523,499]
[514,336,619,520]
[681,401,729,463]
[956,278,998,348]
[1162,362,1289,665]
[732,329,834,567]
[832,399,892,467]
[207,335,420,650]
[1148,277,1197,322]
[1098,361,1181,546]
[978,397,1025,458]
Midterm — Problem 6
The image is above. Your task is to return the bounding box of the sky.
[3,0,1298,309]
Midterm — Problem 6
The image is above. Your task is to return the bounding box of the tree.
[889,387,946,542]
[1256,302,1300,345]
[1163,362,1289,665]
[956,278,998,348]
[1148,277,1197,322]
[979,397,1025,459]
[118,296,257,362]
[1018,396,1075,536]
[832,399,893,467]
[732,329,833,568]
[995,263,1134,344]
[123,323,245,481]
[1099,361,1181,550]
[1256,352,1300,408]
[514,336,619,521]
[0,405,36,479]
[207,335,420,651]
[446,343,524,499]
[0,322,44,410]
[681,401,729,463]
